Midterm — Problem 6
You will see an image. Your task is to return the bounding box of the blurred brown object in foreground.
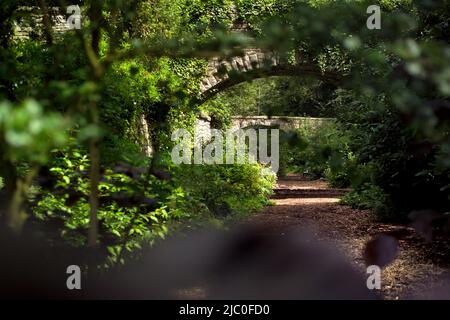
[2,223,449,299]
[93,225,378,299]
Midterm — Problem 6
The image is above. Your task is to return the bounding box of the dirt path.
[246,176,450,300]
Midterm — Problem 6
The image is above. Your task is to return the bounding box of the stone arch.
[199,48,344,103]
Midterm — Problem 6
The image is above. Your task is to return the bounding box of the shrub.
[175,163,276,219]
[279,121,353,187]
[33,139,189,265]
[32,135,276,266]
[340,183,395,220]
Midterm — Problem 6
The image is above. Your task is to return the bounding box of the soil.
[246,175,450,300]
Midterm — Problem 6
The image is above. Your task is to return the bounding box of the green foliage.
[182,0,235,37]
[33,137,275,265]
[340,183,392,218]
[199,100,232,129]
[33,139,191,263]
[0,100,68,164]
[331,85,450,219]
[1,0,449,266]
[176,163,275,218]
[279,121,354,187]
[205,77,336,117]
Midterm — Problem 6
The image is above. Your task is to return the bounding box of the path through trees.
[246,175,450,299]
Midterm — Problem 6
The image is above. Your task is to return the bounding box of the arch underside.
[198,63,344,104]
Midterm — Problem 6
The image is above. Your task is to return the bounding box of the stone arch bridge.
[13,9,339,155]
[198,48,343,103]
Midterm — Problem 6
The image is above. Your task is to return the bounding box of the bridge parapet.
[230,116,334,131]
[193,115,333,143]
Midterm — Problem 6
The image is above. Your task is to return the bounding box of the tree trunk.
[5,166,38,232]
[88,137,100,247]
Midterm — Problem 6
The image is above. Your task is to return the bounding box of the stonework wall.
[193,116,334,141]
[139,115,153,157]
[195,118,213,141]
[230,116,333,132]
[13,6,70,40]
